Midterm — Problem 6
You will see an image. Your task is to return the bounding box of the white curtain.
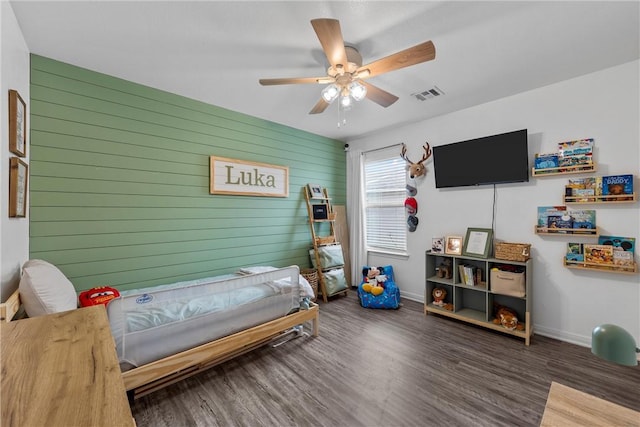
[346,148,366,287]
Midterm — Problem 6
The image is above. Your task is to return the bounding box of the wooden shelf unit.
[304,186,348,302]
[425,252,533,345]
[531,163,597,177]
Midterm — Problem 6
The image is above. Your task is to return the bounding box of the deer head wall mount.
[400,142,432,179]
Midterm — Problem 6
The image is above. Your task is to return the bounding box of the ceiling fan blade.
[360,81,399,107]
[259,77,328,86]
[311,18,348,69]
[357,40,436,79]
[309,98,331,114]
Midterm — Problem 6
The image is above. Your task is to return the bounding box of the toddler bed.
[1,261,319,399]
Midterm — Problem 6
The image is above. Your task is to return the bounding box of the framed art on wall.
[462,227,493,258]
[445,236,463,255]
[9,157,28,218]
[9,90,27,157]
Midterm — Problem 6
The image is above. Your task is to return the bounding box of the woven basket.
[300,268,319,302]
[495,242,531,262]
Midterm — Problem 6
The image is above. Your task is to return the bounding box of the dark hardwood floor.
[131,293,640,426]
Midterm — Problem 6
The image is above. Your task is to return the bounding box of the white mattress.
[107,266,312,369]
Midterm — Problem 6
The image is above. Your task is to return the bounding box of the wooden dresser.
[1,305,134,427]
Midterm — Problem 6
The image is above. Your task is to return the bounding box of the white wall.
[348,60,640,347]
[1,2,30,301]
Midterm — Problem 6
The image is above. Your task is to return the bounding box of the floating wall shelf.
[535,226,599,236]
[531,163,597,177]
[564,259,638,275]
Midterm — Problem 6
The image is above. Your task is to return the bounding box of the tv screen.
[433,129,529,188]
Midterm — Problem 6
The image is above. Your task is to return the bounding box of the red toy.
[78,286,120,307]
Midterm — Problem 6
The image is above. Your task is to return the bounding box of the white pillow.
[19,259,78,317]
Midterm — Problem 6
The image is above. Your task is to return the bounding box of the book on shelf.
[558,138,594,157]
[613,251,634,267]
[584,244,614,265]
[537,206,568,227]
[464,265,475,286]
[547,215,574,230]
[570,210,596,230]
[458,264,478,286]
[566,243,584,262]
[597,235,635,254]
[602,174,634,199]
[534,153,559,170]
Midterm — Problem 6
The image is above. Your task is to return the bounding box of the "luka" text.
[225,166,276,187]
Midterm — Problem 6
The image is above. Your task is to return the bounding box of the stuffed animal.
[492,304,525,331]
[432,287,447,306]
[362,266,387,296]
[436,258,453,279]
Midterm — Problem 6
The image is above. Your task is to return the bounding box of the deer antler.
[400,142,432,179]
[419,143,432,163]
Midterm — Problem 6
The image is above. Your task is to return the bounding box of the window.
[363,147,407,254]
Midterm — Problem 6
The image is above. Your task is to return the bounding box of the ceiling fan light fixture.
[349,81,367,101]
[340,93,353,109]
[321,84,340,103]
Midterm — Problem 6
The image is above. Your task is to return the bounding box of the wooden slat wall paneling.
[29,55,346,292]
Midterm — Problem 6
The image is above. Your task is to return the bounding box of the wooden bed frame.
[0,287,319,399]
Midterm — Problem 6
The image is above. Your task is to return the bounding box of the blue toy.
[357,265,401,309]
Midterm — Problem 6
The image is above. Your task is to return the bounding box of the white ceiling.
[9,1,640,142]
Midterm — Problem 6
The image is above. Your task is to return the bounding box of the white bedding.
[107,266,312,369]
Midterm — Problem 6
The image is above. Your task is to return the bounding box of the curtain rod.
[362,142,403,155]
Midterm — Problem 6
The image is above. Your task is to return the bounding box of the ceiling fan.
[259,18,436,115]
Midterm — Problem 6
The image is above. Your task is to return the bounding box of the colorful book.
[570,210,596,230]
[537,206,568,227]
[597,235,635,254]
[584,244,614,265]
[602,174,634,199]
[534,153,559,170]
[547,215,573,230]
[558,138,594,157]
[613,251,634,267]
[566,243,584,262]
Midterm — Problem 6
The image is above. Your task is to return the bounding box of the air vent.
[412,86,445,101]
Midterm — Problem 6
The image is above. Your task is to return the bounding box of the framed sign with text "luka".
[210,156,289,197]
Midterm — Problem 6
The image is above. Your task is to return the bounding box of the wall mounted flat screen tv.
[433,129,529,188]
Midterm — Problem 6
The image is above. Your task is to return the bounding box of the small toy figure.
[361,266,387,296]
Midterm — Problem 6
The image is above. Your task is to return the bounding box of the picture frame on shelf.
[445,236,463,255]
[9,157,28,218]
[307,183,324,199]
[9,90,27,157]
[312,204,328,220]
[462,227,493,258]
[431,237,444,254]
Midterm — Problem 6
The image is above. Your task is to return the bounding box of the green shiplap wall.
[29,55,346,292]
